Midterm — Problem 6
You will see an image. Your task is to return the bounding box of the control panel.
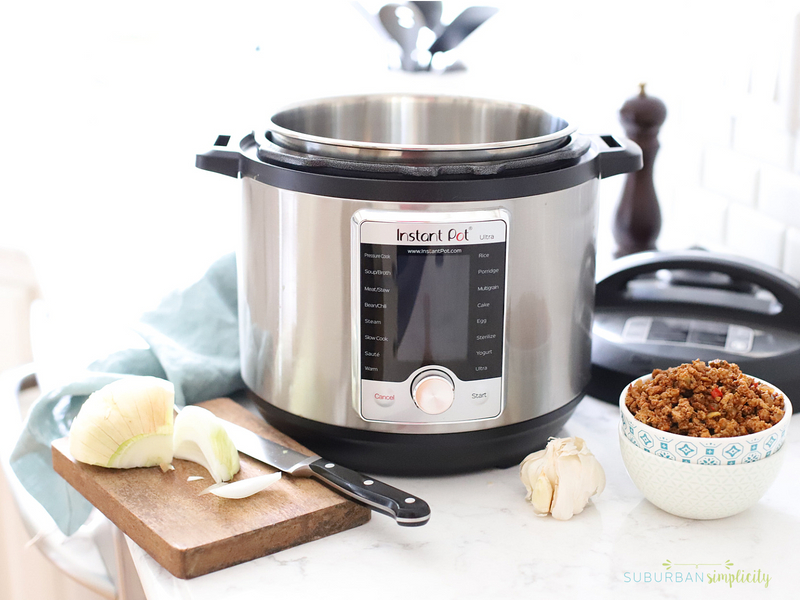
[621,316,755,353]
[353,210,508,424]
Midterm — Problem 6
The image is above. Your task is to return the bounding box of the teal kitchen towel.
[10,252,244,535]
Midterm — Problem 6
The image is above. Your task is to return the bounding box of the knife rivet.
[364,479,374,485]
[325,462,335,468]
[405,497,416,503]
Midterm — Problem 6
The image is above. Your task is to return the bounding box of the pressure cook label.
[360,220,507,246]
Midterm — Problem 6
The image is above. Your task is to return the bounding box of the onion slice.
[173,406,240,483]
[200,472,282,499]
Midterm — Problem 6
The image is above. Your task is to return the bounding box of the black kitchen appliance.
[589,250,800,404]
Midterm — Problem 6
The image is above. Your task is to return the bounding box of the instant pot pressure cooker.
[197,94,642,475]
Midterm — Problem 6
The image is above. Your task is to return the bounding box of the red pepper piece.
[710,386,723,399]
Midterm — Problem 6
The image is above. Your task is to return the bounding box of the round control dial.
[411,371,455,415]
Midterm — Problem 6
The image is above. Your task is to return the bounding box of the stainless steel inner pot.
[266,94,576,163]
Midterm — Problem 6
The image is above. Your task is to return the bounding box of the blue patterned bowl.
[619,426,787,519]
[619,374,791,466]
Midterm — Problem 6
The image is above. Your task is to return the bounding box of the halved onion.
[69,377,175,469]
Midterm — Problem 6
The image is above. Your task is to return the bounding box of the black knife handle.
[308,459,430,526]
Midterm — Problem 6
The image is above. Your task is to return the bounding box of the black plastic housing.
[196,132,642,202]
[251,393,584,475]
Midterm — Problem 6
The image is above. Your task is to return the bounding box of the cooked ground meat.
[625,360,785,437]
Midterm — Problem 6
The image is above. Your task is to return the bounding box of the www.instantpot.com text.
[405,247,463,254]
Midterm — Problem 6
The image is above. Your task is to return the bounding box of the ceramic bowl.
[619,374,791,465]
[618,426,787,519]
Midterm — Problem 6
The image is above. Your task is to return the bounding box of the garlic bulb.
[173,406,240,483]
[69,376,175,469]
[519,437,605,520]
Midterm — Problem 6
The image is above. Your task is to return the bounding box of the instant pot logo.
[622,559,772,589]
[396,227,471,242]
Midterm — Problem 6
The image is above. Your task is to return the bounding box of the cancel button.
[373,391,396,407]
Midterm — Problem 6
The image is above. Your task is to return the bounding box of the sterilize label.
[360,219,507,246]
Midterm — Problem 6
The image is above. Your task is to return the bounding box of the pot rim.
[263,93,578,163]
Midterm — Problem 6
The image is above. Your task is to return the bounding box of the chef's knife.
[219,419,431,526]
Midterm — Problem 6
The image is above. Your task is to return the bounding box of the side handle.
[593,134,643,179]
[595,250,800,327]
[195,134,240,178]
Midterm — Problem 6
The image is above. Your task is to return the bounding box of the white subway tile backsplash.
[747,31,786,103]
[757,165,800,228]
[665,95,734,146]
[783,227,800,281]
[733,96,788,131]
[657,141,705,194]
[662,187,728,250]
[723,64,752,97]
[724,204,786,268]
[791,135,800,174]
[702,146,760,206]
[732,118,796,169]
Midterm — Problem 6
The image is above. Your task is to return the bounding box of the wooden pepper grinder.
[612,83,667,257]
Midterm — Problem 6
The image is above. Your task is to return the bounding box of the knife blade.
[219,418,431,526]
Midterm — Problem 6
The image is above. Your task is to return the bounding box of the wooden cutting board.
[51,398,371,579]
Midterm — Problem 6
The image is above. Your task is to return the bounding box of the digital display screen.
[395,252,471,363]
[360,234,505,383]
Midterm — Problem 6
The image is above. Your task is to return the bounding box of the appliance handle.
[595,250,800,326]
[593,134,643,179]
[195,134,241,178]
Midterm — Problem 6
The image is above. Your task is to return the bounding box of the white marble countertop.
[128,396,799,600]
